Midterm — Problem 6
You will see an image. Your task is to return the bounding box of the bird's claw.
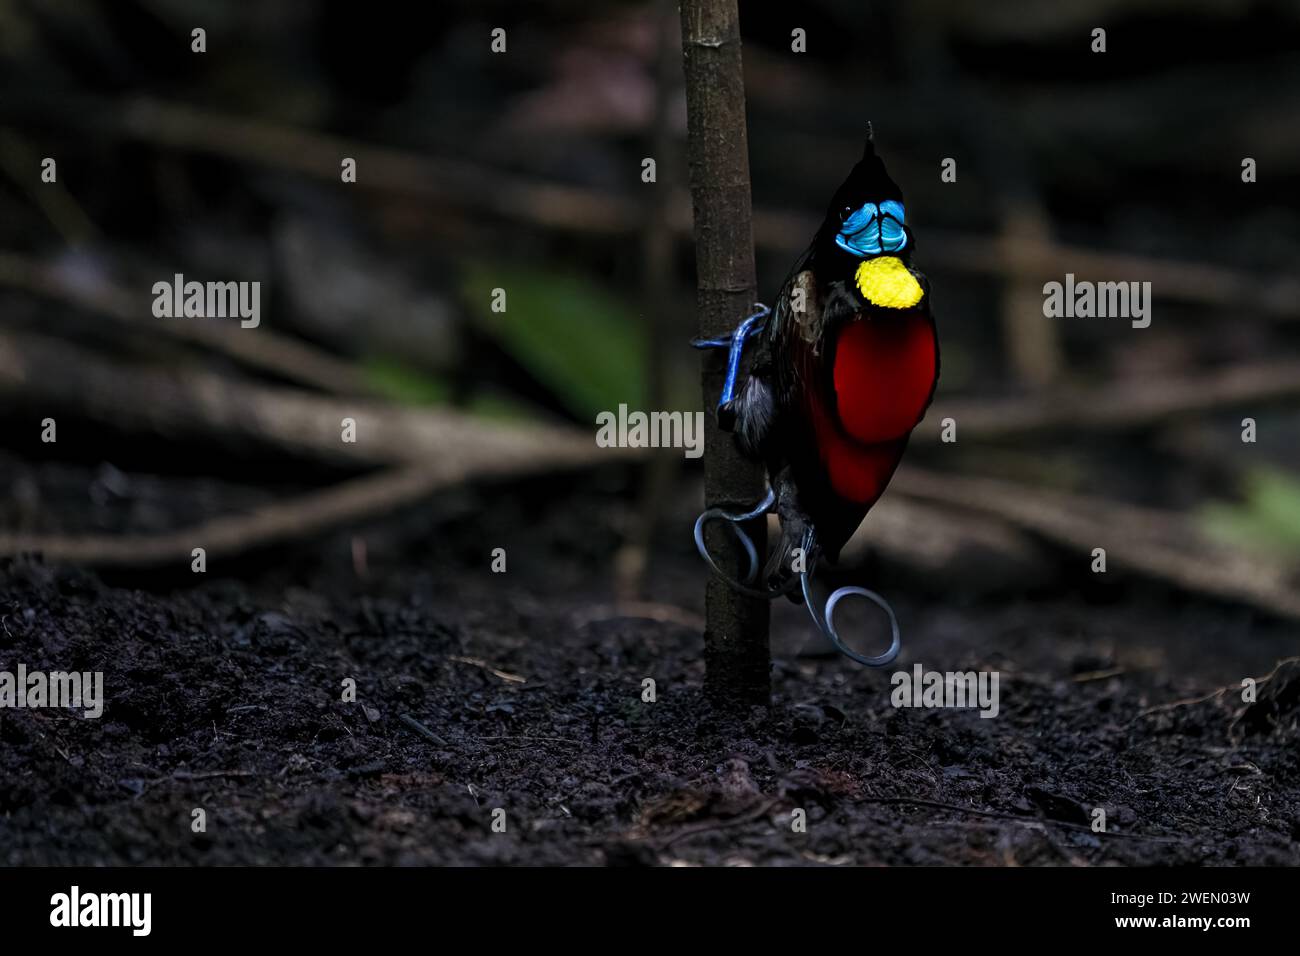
[689,303,771,411]
[691,334,733,350]
[690,303,771,351]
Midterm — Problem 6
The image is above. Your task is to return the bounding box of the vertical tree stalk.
[679,0,770,706]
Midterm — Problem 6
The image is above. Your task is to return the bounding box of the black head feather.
[824,130,904,228]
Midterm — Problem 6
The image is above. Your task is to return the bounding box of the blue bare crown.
[835,200,907,257]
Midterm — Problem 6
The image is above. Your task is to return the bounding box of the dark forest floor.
[0,458,1297,866]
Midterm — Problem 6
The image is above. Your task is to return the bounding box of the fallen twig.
[858,797,1189,844]
[398,714,449,748]
[171,769,256,781]
[658,798,783,848]
[1132,656,1300,722]
[448,656,527,685]
[1072,668,1127,683]
[478,735,581,746]
[573,602,705,632]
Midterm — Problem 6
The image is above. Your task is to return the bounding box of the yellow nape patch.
[855,256,924,309]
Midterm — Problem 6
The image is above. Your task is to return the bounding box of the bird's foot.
[690,303,770,412]
[689,303,771,350]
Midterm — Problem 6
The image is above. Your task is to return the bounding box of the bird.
[693,125,938,664]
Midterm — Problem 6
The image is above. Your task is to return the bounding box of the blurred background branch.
[0,0,1296,626]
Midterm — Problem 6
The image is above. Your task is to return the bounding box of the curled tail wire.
[693,495,901,667]
[692,488,795,601]
[797,527,900,667]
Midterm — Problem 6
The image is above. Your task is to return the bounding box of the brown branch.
[117,97,638,236]
[5,330,1291,617]
[0,330,599,469]
[680,0,769,706]
[845,495,1048,583]
[13,96,1293,319]
[0,251,373,396]
[919,358,1300,443]
[895,467,1300,620]
[0,328,630,565]
[0,445,611,567]
[0,466,454,566]
[754,210,1300,320]
[924,230,1300,319]
[0,129,100,244]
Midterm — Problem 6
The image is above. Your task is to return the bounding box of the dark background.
[0,0,1296,866]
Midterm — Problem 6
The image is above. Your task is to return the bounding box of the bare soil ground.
[1,457,1297,866]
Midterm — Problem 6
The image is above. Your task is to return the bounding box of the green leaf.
[1198,469,1300,558]
[361,355,537,422]
[461,262,646,420]
[361,356,451,406]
